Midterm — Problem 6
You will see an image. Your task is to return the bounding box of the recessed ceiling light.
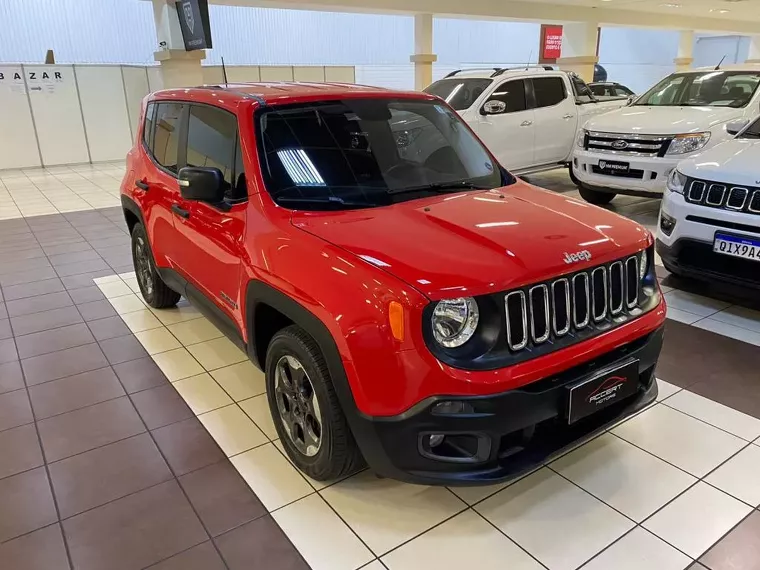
[710,8,730,12]
[660,2,681,7]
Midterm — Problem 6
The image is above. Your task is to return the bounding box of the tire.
[578,185,616,205]
[130,223,181,309]
[266,324,363,481]
[568,164,581,187]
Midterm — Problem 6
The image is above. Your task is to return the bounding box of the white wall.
[694,35,749,68]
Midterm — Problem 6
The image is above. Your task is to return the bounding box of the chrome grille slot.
[609,261,625,316]
[591,267,608,322]
[727,187,748,210]
[572,273,591,329]
[687,180,706,202]
[529,285,550,344]
[751,191,760,214]
[505,291,528,351]
[551,279,571,336]
[705,184,727,206]
[625,257,639,309]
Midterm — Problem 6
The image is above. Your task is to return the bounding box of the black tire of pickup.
[578,186,616,205]
[266,324,364,481]
[130,223,181,309]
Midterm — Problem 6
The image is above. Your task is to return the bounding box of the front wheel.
[266,325,363,481]
[578,186,616,205]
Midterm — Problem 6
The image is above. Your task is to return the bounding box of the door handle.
[563,114,574,119]
[520,120,533,127]
[171,204,190,219]
[135,180,149,191]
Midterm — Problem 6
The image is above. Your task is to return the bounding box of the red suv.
[121,83,666,485]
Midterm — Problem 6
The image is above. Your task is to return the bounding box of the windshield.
[635,71,760,108]
[739,117,760,139]
[256,98,506,211]
[424,78,493,110]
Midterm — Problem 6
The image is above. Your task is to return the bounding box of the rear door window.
[532,77,567,108]
[153,103,184,173]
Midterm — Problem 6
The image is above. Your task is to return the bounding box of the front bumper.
[572,149,679,197]
[351,326,663,485]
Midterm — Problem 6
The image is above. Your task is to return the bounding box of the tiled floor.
[1,164,760,570]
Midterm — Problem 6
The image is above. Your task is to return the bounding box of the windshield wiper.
[277,196,380,208]
[387,181,489,195]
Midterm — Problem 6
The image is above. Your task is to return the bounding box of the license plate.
[567,359,639,424]
[713,232,760,262]
[597,159,630,174]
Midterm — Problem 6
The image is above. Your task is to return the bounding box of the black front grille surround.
[423,248,660,371]
[685,177,760,215]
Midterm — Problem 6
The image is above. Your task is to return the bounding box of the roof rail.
[444,67,501,78]
[491,65,555,77]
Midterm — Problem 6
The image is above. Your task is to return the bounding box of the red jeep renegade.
[121,83,666,485]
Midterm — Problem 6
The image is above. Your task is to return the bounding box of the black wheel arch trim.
[121,194,145,230]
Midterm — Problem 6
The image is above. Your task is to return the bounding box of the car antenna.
[715,55,726,70]
[221,56,229,86]
[525,50,533,70]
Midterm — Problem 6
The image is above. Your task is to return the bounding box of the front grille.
[504,256,642,352]
[585,131,673,157]
[685,177,760,216]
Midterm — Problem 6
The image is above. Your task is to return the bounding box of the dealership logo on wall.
[182,2,195,34]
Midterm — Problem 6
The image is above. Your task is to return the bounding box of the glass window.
[533,77,567,108]
[636,71,760,108]
[488,80,527,113]
[424,78,493,111]
[153,103,184,173]
[257,98,506,211]
[615,85,633,97]
[143,103,155,150]
[739,117,760,140]
[570,75,595,103]
[232,137,247,199]
[589,84,607,97]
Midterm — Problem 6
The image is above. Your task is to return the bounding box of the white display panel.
[227,66,261,83]
[259,66,294,82]
[293,66,326,82]
[75,66,132,162]
[325,66,356,84]
[26,65,89,166]
[0,65,41,169]
[122,66,150,140]
[147,67,164,93]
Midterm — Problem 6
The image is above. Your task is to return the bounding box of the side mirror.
[178,167,225,203]
[481,100,507,115]
[626,95,636,106]
[726,119,749,136]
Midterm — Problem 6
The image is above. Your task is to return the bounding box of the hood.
[291,185,651,300]
[584,105,741,135]
[677,138,760,187]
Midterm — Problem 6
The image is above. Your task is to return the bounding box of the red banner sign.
[540,25,564,63]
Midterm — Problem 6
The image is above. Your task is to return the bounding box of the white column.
[409,13,437,91]
[747,35,760,64]
[557,22,598,83]
[152,0,205,89]
[674,30,695,72]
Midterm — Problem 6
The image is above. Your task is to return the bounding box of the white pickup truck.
[572,65,760,205]
[422,67,630,175]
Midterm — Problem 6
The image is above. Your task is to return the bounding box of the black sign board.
[175,0,212,51]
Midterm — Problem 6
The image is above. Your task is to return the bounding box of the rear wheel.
[131,223,181,309]
[578,185,616,205]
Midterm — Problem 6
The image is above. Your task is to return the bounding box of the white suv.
[572,65,760,205]
[656,115,760,289]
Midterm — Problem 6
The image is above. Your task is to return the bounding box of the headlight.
[666,169,687,194]
[431,297,479,348]
[576,129,587,148]
[639,249,648,280]
[666,132,711,155]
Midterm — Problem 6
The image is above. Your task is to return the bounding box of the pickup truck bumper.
[572,150,679,197]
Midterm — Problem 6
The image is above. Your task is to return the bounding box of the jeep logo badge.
[563,250,592,264]
[611,140,628,150]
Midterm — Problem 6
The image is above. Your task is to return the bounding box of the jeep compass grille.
[504,256,642,352]
[685,177,760,215]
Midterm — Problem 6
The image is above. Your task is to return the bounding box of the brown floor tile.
[63,480,207,570]
[28,367,124,420]
[87,315,131,341]
[42,241,93,257]
[179,461,267,537]
[76,299,117,321]
[0,389,33,432]
[2,278,65,301]
[700,510,760,570]
[60,269,115,290]
[54,259,110,278]
[0,256,50,275]
[49,433,172,519]
[5,291,72,318]
[99,334,149,365]
[91,235,130,250]
[152,417,226,476]
[0,267,58,287]
[109,262,136,274]
[15,323,95,359]
[146,541,226,570]
[10,306,83,336]
[215,516,308,570]
[0,424,43,479]
[0,523,70,570]
[37,397,145,462]
[688,565,710,570]
[113,356,170,394]
[0,301,7,319]
[21,343,109,386]
[48,249,102,267]
[0,337,18,363]
[0,468,58,542]
[0,317,11,340]
[0,360,25,394]
[130,384,193,430]
[67,285,105,305]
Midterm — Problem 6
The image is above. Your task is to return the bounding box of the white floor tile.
[198,404,267,457]
[119,309,163,333]
[643,482,751,558]
[359,562,386,570]
[475,468,633,570]
[705,444,760,507]
[321,471,466,556]
[665,307,702,325]
[97,281,133,299]
[448,481,511,507]
[167,317,223,345]
[231,443,313,511]
[210,360,266,402]
[134,327,182,355]
[382,510,542,570]
[709,305,760,334]
[580,527,691,570]
[551,433,696,522]
[664,390,760,441]
[664,290,730,317]
[272,439,352,492]
[273,493,374,570]
[693,318,760,347]
[107,293,147,314]
[172,373,233,415]
[93,274,122,285]
[240,394,277,440]
[612,404,746,477]
[152,347,205,382]
[187,336,247,371]
[656,378,682,402]
[152,304,203,325]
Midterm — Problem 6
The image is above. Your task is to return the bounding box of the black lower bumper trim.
[351,326,664,485]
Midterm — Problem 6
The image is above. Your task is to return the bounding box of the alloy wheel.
[134,236,154,296]
[274,355,323,457]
